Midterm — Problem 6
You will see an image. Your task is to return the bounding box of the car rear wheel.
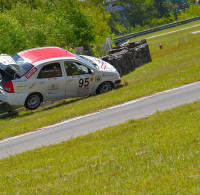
[96,82,112,94]
[24,93,42,110]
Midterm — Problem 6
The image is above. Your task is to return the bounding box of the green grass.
[0,21,200,140]
[1,21,200,194]
[1,101,200,194]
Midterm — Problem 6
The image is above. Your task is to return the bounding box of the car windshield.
[73,53,98,70]
[11,54,34,77]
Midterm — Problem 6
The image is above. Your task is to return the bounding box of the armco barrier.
[114,16,200,45]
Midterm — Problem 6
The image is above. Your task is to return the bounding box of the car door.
[64,60,95,98]
[36,62,66,100]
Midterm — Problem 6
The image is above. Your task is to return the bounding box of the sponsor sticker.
[72,75,81,78]
[48,77,58,80]
[17,83,28,91]
[48,92,57,95]
[95,76,102,82]
[78,86,89,91]
[29,83,36,89]
[25,67,37,79]
[101,64,107,70]
[48,84,59,90]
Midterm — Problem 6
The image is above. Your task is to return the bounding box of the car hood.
[81,55,118,73]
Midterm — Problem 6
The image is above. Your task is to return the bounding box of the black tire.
[96,82,112,94]
[24,93,42,110]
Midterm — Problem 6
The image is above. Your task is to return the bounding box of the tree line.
[0,0,199,56]
[107,0,199,34]
[0,0,111,55]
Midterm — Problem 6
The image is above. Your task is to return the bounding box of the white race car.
[0,47,121,110]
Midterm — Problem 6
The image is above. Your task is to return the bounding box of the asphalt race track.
[1,81,200,159]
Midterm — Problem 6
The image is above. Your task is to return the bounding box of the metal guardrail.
[114,16,200,45]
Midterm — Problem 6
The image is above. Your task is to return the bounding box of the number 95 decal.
[79,78,89,87]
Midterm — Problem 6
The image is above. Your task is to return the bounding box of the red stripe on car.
[19,47,75,64]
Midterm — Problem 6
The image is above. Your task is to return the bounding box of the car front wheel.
[96,82,112,94]
[24,93,42,110]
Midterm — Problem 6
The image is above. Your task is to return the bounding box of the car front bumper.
[115,79,121,85]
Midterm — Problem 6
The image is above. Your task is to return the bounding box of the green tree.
[0,0,97,53]
[78,0,111,55]
[153,0,170,17]
[6,2,48,49]
[79,0,111,44]
[0,14,26,54]
[49,0,95,48]
[0,0,43,12]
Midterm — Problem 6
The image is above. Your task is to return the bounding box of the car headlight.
[115,73,121,79]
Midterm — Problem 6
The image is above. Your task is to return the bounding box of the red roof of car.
[18,47,75,64]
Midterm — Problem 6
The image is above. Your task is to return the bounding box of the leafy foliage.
[178,4,200,20]
[108,0,198,35]
[0,13,26,54]
[0,0,97,54]
[78,0,111,56]
[0,0,199,55]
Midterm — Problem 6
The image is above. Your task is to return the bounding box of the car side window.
[37,62,62,79]
[64,61,91,76]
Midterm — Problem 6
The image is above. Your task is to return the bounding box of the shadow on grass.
[41,95,94,111]
[2,95,95,120]
[1,85,124,120]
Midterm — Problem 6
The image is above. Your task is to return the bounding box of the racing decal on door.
[78,78,90,91]
[29,82,36,89]
[72,75,81,78]
[79,78,89,87]
[25,67,37,79]
[48,83,59,90]
[95,75,102,82]
[48,91,57,96]
[48,77,58,81]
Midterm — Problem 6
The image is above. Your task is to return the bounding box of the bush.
[178,4,200,20]
[0,14,26,54]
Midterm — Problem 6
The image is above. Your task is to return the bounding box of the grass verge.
[0,21,200,140]
[1,101,200,193]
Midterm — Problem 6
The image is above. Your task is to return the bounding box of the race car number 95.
[79,78,89,87]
